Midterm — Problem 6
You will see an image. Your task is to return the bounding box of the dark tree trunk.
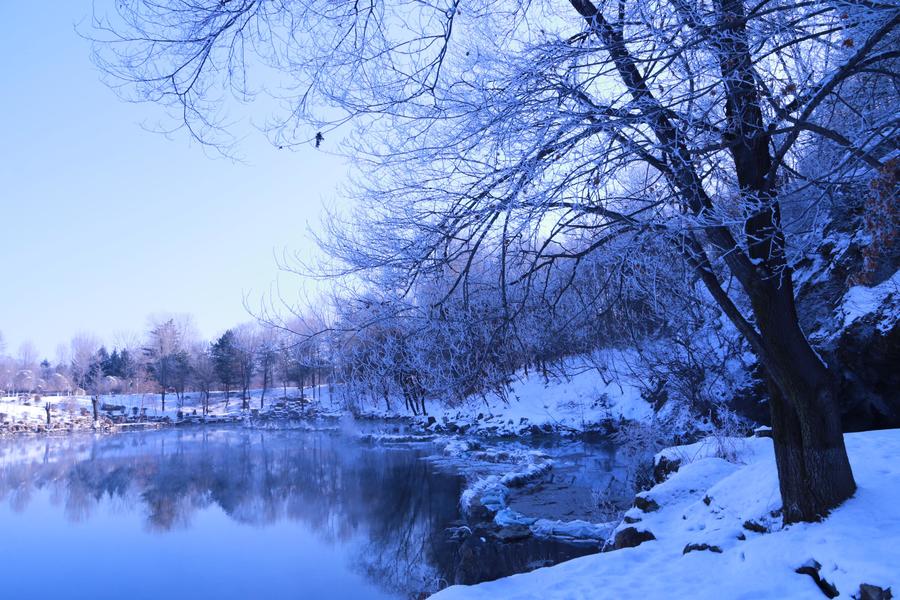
[161,390,166,412]
[404,390,418,416]
[712,0,855,523]
[752,283,856,523]
[260,369,268,409]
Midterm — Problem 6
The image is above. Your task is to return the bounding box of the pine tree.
[211,330,239,407]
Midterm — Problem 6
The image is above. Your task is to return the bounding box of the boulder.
[633,494,660,512]
[857,584,893,600]
[653,455,681,483]
[742,519,768,534]
[613,527,656,550]
[683,543,723,554]
[495,524,532,543]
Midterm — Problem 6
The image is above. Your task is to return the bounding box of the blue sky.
[0,3,345,358]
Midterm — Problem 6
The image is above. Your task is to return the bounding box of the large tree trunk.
[751,281,856,523]
[711,0,855,522]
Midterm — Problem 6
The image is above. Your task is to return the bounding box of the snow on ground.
[0,400,51,422]
[0,386,329,424]
[4,354,657,436]
[359,358,655,437]
[433,429,900,600]
[839,267,900,331]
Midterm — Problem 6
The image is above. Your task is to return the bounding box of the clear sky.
[0,3,345,358]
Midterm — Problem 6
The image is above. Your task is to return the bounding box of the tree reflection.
[0,429,463,597]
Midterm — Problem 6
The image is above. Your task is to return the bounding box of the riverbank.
[1,362,654,437]
[433,428,900,599]
[0,387,329,437]
[12,392,892,599]
[0,370,712,593]
[352,358,660,438]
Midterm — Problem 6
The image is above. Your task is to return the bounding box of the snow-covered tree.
[70,333,100,393]
[144,317,191,411]
[92,0,900,522]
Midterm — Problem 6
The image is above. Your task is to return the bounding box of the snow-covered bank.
[0,397,117,435]
[2,353,698,439]
[356,359,660,438]
[0,386,332,435]
[423,435,641,554]
[454,450,616,545]
[433,429,900,599]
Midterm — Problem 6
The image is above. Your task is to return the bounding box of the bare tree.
[70,334,100,393]
[0,358,13,397]
[256,328,277,410]
[144,317,190,412]
[92,0,900,522]
[17,341,38,372]
[233,324,258,410]
[190,342,217,416]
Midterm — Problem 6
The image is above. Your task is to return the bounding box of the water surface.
[0,427,463,599]
[0,426,637,598]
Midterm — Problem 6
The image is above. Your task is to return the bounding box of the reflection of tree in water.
[353,452,463,595]
[0,429,464,597]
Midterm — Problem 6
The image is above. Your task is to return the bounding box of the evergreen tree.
[170,350,192,406]
[85,348,107,389]
[211,330,239,405]
[102,348,121,377]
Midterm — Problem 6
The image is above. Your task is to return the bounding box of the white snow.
[839,268,900,331]
[1,385,327,426]
[434,429,900,599]
[530,518,616,543]
[359,357,655,436]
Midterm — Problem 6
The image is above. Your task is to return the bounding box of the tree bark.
[710,0,856,522]
[260,369,268,409]
[752,283,856,522]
